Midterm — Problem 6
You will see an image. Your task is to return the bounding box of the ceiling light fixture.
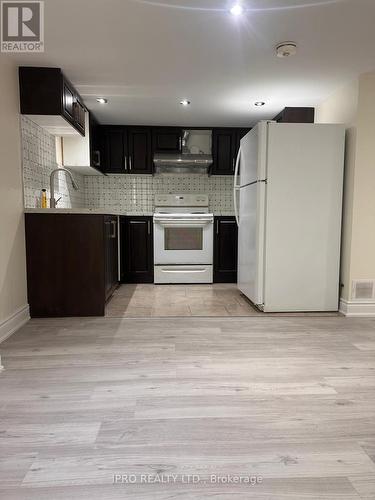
[96,98,108,104]
[254,101,265,107]
[180,99,191,106]
[230,4,244,16]
[276,42,297,58]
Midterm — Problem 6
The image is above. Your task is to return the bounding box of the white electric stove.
[153,194,214,284]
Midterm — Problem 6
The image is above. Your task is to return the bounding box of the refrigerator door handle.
[234,185,240,227]
[233,147,241,227]
[234,147,241,189]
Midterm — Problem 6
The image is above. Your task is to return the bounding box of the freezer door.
[239,121,268,187]
[263,123,345,312]
[237,182,266,306]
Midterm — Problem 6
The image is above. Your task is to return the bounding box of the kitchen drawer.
[154,265,213,284]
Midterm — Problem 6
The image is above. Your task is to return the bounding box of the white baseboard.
[0,305,30,344]
[339,299,375,317]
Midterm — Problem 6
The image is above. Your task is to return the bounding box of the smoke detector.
[276,42,297,58]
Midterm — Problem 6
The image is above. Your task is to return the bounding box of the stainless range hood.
[153,129,212,174]
[153,153,212,174]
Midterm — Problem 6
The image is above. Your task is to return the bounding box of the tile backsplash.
[84,174,234,214]
[21,116,85,209]
[21,116,235,214]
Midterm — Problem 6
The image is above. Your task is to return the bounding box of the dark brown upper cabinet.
[19,66,86,136]
[62,112,104,174]
[89,115,102,170]
[211,128,251,176]
[62,79,75,123]
[152,127,183,153]
[211,129,236,175]
[273,107,315,123]
[128,127,153,174]
[97,125,254,175]
[73,98,86,136]
[99,126,152,174]
[102,127,127,173]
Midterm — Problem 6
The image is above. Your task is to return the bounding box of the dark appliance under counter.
[25,213,119,317]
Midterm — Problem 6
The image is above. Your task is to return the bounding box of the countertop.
[24,208,153,216]
[24,208,235,216]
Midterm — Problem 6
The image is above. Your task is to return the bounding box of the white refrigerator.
[234,121,345,312]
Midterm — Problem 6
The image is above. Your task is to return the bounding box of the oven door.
[154,216,213,265]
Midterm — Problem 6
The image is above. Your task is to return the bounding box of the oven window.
[164,227,203,250]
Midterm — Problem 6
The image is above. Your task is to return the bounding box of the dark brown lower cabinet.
[213,216,238,283]
[25,214,118,317]
[104,215,119,301]
[120,216,154,283]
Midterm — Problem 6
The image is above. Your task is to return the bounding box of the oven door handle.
[160,268,208,273]
[154,219,213,227]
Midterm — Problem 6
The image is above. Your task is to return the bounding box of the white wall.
[350,73,375,286]
[22,116,85,209]
[317,73,375,314]
[316,79,359,302]
[316,79,359,126]
[0,56,29,340]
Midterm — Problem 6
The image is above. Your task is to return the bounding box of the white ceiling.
[7,0,375,126]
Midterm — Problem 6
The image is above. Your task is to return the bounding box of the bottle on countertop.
[41,189,47,209]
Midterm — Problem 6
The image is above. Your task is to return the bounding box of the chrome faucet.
[49,167,79,208]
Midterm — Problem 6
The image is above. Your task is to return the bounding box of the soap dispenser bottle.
[41,189,47,208]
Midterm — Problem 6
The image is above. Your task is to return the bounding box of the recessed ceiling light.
[230,4,243,16]
[96,98,108,104]
[254,101,265,107]
[180,100,191,106]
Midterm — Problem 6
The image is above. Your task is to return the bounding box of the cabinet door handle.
[232,158,235,171]
[216,220,219,234]
[72,101,78,121]
[148,221,151,235]
[179,137,182,151]
[129,156,132,171]
[93,150,101,167]
[124,156,128,170]
[110,220,117,239]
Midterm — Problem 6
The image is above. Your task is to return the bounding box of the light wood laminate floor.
[1,315,375,498]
